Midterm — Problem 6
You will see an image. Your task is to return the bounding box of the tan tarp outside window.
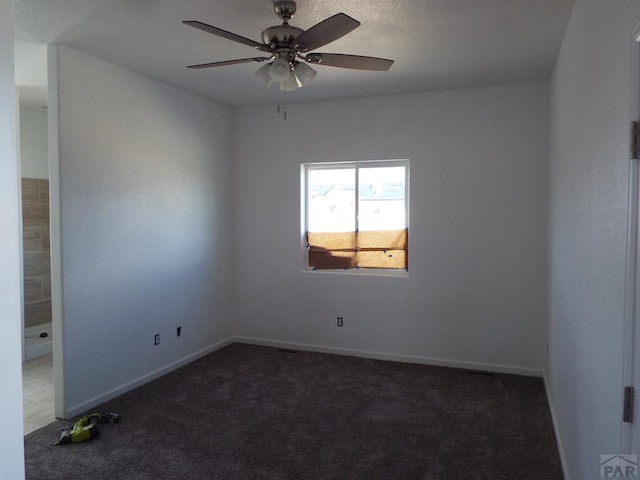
[307,229,408,270]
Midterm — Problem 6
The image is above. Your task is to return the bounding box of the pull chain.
[275,83,287,120]
[283,87,287,120]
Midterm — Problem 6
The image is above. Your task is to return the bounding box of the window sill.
[301,268,409,278]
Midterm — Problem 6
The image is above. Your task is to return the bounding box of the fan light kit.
[183,0,394,92]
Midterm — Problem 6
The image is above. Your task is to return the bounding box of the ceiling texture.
[14,0,575,109]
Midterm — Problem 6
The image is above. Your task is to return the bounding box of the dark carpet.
[24,343,563,479]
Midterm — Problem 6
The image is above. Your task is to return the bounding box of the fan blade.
[187,57,271,69]
[304,53,394,71]
[291,13,360,52]
[183,20,273,53]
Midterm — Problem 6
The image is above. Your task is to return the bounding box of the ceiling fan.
[183,0,394,91]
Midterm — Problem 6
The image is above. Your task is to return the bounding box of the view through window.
[304,160,409,271]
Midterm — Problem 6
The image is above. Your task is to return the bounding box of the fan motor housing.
[261,25,303,48]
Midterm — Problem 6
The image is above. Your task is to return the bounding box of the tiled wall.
[21,178,51,328]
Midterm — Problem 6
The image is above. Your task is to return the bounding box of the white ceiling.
[14,0,575,109]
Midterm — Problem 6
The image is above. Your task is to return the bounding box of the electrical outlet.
[154,334,160,346]
[337,317,344,327]
[177,326,181,337]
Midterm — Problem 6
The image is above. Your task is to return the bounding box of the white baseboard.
[65,336,235,418]
[543,372,570,480]
[233,335,544,378]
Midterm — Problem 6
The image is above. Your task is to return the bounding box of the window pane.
[358,166,405,231]
[308,168,355,232]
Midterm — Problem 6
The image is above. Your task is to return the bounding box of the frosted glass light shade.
[279,73,301,91]
[294,62,317,86]
[255,59,317,90]
[269,57,291,82]
[254,63,273,87]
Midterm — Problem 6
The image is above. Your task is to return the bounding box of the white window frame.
[301,159,410,276]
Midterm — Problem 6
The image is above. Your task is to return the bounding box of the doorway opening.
[15,37,57,433]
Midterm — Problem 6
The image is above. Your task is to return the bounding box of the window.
[303,160,409,272]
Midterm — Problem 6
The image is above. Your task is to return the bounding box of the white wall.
[53,46,234,416]
[19,106,48,179]
[547,1,640,479]
[0,0,26,478]
[233,82,549,375]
